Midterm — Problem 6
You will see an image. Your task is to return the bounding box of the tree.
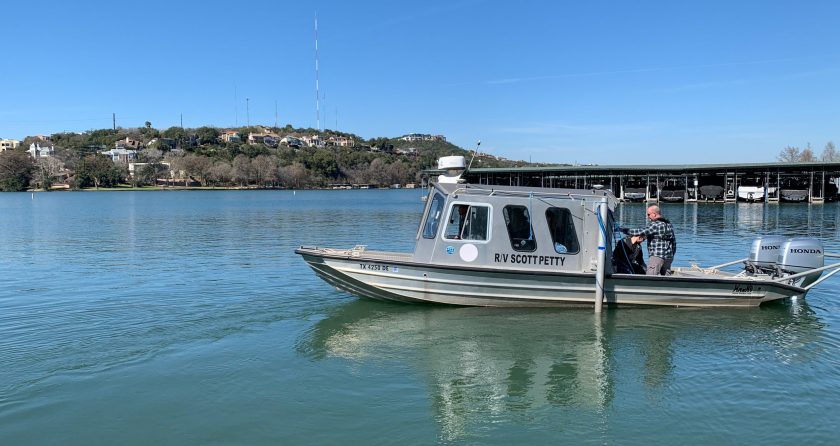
[208,160,233,186]
[309,148,339,178]
[181,153,213,186]
[195,126,219,145]
[231,154,253,186]
[34,157,64,190]
[800,143,816,162]
[134,163,168,187]
[140,147,164,162]
[252,155,278,187]
[162,126,187,147]
[777,146,802,162]
[74,155,123,189]
[278,162,309,189]
[385,160,410,185]
[0,151,35,191]
[367,158,388,185]
[822,141,838,162]
[145,121,152,129]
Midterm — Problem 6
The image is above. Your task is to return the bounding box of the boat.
[698,185,724,201]
[623,187,646,202]
[738,186,765,202]
[296,156,840,308]
[659,190,685,202]
[780,189,808,203]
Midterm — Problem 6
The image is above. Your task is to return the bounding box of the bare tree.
[367,158,388,185]
[278,162,309,189]
[384,160,410,185]
[232,154,253,187]
[822,141,838,162]
[208,160,233,186]
[182,153,213,186]
[252,155,278,187]
[35,157,64,189]
[777,146,801,162]
[141,147,164,162]
[800,143,816,162]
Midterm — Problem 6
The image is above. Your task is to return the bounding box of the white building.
[101,148,138,163]
[0,139,20,152]
[28,142,55,158]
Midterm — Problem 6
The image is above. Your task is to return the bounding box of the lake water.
[1,190,839,445]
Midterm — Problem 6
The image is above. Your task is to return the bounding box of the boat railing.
[451,185,614,203]
[782,253,840,290]
[708,254,840,291]
[709,258,748,270]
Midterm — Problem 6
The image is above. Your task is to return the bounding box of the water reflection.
[298,299,822,440]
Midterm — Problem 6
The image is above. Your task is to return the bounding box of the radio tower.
[315,12,320,131]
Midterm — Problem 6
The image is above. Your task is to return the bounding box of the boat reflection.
[297,300,822,440]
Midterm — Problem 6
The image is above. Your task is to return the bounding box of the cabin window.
[444,204,489,240]
[422,193,445,239]
[503,205,536,251]
[545,208,580,254]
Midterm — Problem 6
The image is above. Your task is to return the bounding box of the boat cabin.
[413,182,618,274]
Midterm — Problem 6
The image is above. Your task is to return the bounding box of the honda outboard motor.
[776,238,824,288]
[746,235,787,274]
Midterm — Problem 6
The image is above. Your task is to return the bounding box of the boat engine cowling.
[776,238,824,287]
[747,235,787,274]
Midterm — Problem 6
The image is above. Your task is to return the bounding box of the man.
[621,205,677,275]
[612,235,646,274]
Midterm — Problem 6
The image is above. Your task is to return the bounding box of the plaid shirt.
[625,218,677,259]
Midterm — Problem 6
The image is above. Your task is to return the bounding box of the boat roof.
[432,181,617,206]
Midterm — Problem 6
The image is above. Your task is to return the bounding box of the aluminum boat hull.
[297,248,806,308]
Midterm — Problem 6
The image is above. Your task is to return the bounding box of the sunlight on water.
[1,191,839,444]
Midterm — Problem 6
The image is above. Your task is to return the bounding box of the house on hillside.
[328,136,355,147]
[28,142,55,158]
[395,147,418,156]
[115,137,144,150]
[301,135,325,148]
[399,133,447,142]
[280,135,304,148]
[248,130,281,147]
[0,139,20,151]
[220,130,241,143]
[101,148,138,163]
[148,138,177,150]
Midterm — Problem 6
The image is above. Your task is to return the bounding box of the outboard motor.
[776,238,824,287]
[746,235,787,275]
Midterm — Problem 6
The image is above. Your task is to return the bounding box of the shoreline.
[26,185,418,192]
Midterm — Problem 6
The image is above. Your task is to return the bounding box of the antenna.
[466,140,481,171]
[315,12,320,131]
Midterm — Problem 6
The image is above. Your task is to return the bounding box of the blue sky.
[3,0,839,164]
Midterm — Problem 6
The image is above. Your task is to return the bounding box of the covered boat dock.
[458,161,840,203]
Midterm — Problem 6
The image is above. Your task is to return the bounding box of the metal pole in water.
[595,197,608,313]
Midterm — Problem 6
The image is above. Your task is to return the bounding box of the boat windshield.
[422,193,446,239]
